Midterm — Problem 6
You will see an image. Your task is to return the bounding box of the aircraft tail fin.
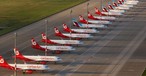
[72,18,81,27]
[41,33,50,43]
[63,24,74,33]
[31,38,45,51]
[102,8,108,12]
[88,12,99,20]
[108,5,114,9]
[113,2,118,7]
[79,15,91,24]
[0,55,14,70]
[95,7,106,16]
[13,48,23,57]
[118,0,122,4]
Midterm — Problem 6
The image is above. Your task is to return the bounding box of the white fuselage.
[101,11,123,16]
[9,64,50,70]
[23,55,62,62]
[94,16,116,20]
[109,9,125,13]
[41,45,75,51]
[50,40,83,44]
[88,20,111,24]
[71,29,99,33]
[124,1,139,5]
[115,6,130,10]
[80,24,107,28]
[62,33,93,38]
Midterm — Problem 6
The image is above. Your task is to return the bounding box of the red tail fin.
[63,24,74,33]
[113,2,118,7]
[31,38,45,51]
[54,27,62,35]
[121,0,124,3]
[13,48,23,57]
[41,33,57,44]
[54,27,68,38]
[0,56,14,70]
[108,5,114,10]
[88,12,99,20]
[103,8,108,12]
[41,33,50,43]
[79,15,91,24]
[118,0,122,4]
[95,7,106,16]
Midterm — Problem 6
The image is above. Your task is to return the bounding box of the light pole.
[87,2,89,27]
[45,20,48,56]
[70,9,72,40]
[14,32,17,76]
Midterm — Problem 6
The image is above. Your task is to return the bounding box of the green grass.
[142,69,146,76]
[0,0,86,35]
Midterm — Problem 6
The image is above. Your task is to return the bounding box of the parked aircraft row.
[0,0,139,74]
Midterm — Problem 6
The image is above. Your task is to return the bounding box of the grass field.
[142,69,146,76]
[0,0,86,35]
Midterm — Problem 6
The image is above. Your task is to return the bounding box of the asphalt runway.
[0,0,146,76]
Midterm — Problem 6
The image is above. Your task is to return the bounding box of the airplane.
[41,33,83,45]
[31,38,75,53]
[13,48,62,64]
[72,18,107,29]
[95,7,123,16]
[88,12,116,21]
[79,15,111,24]
[54,27,93,39]
[102,7,123,15]
[106,2,126,13]
[107,4,125,13]
[62,23,99,33]
[112,0,136,10]
[0,55,50,74]
[113,2,131,10]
